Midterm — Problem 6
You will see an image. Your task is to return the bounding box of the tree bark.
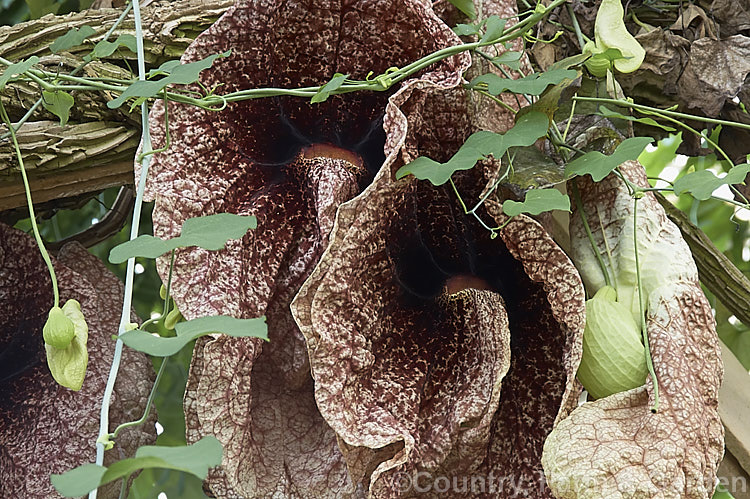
[0,0,233,211]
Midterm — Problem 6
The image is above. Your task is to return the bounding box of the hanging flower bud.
[45,299,89,391]
[42,305,75,349]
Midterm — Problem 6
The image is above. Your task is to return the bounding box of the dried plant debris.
[141,0,478,496]
[0,223,155,498]
[542,162,723,498]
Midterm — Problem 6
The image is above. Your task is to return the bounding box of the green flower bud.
[164,307,183,330]
[45,299,89,391]
[159,284,168,300]
[43,306,76,349]
[576,286,648,399]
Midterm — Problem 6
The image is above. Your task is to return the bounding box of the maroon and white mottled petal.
[142,0,475,496]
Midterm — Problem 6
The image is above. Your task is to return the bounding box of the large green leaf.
[447,0,475,19]
[119,315,268,356]
[109,213,256,263]
[50,25,96,53]
[41,90,74,127]
[396,111,549,185]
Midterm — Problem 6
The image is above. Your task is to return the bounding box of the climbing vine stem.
[0,101,60,308]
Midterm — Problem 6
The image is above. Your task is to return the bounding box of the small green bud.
[576,286,648,400]
[164,307,183,330]
[159,284,168,300]
[43,306,76,349]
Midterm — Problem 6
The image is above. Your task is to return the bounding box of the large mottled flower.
[290,56,587,496]
[0,223,155,498]
[141,0,484,495]
[542,162,723,498]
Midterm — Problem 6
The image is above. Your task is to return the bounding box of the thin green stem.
[571,179,612,288]
[472,88,519,114]
[110,356,168,439]
[93,0,153,495]
[573,96,750,133]
[633,197,659,413]
[0,101,59,307]
[566,2,586,50]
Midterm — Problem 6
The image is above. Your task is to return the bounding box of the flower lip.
[233,99,386,186]
[302,143,364,169]
[443,274,492,295]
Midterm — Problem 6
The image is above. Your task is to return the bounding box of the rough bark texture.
[0,0,232,211]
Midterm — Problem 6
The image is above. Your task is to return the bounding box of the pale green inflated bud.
[576,286,648,399]
[43,306,75,349]
[45,299,89,391]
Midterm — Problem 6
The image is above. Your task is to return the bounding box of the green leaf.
[673,163,750,200]
[453,23,481,36]
[119,315,268,356]
[41,90,74,127]
[50,25,96,54]
[565,136,654,181]
[51,437,222,497]
[396,111,549,185]
[447,0,475,19]
[490,51,522,71]
[469,69,579,96]
[109,235,171,263]
[0,56,39,91]
[502,189,570,216]
[481,16,506,43]
[311,73,348,104]
[50,463,107,497]
[90,33,137,59]
[109,213,256,263]
[177,213,258,250]
[598,105,676,132]
[107,50,231,109]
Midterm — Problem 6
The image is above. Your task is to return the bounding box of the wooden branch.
[0,0,233,211]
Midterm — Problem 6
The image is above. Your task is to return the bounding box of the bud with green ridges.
[43,305,76,349]
[576,286,648,399]
[45,299,89,391]
[159,284,168,300]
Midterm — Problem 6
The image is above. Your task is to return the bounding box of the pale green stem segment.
[633,196,660,413]
[92,0,154,494]
[0,101,60,307]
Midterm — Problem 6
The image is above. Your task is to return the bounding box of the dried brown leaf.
[677,35,750,117]
[544,162,723,498]
[0,224,155,498]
